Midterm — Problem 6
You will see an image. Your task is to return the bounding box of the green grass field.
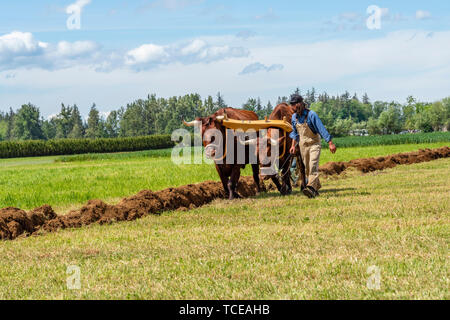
[0,156,448,299]
[0,142,448,212]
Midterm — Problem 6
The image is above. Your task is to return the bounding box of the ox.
[240,103,306,195]
[183,108,263,200]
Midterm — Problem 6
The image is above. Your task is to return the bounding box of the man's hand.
[328,141,337,154]
[290,140,297,154]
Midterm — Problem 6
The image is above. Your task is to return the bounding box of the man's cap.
[289,94,304,105]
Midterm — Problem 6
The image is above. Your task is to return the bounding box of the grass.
[0,158,448,299]
[0,142,448,212]
[327,131,450,148]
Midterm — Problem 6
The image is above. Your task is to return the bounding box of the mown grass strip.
[324,132,450,148]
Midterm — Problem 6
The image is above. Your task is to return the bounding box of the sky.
[0,0,449,117]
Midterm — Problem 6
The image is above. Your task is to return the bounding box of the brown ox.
[240,103,306,195]
[184,108,262,200]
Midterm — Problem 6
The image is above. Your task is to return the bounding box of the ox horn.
[238,136,258,146]
[270,136,285,145]
[183,120,200,127]
[216,115,225,121]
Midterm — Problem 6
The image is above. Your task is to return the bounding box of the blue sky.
[1,0,449,117]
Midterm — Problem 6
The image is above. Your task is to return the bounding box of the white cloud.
[180,39,206,55]
[55,41,99,58]
[125,44,169,66]
[239,62,283,75]
[125,39,249,70]
[0,31,46,59]
[0,31,99,71]
[416,10,432,20]
[0,31,249,72]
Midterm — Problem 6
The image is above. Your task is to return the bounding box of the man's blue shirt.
[290,109,332,143]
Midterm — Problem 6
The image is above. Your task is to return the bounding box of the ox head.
[239,128,285,178]
[183,114,226,159]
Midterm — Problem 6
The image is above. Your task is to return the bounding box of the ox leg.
[251,164,263,193]
[271,176,283,194]
[216,165,230,198]
[228,167,241,200]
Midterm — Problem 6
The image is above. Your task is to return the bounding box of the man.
[289,94,337,198]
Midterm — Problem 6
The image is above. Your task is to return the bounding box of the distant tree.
[264,101,274,117]
[204,95,216,115]
[372,101,388,119]
[378,104,402,134]
[105,111,119,138]
[0,108,15,140]
[85,104,103,139]
[277,96,288,104]
[442,97,450,131]
[216,92,227,110]
[11,103,43,140]
[68,105,84,138]
[428,101,446,131]
[330,118,353,137]
[54,104,73,139]
[42,118,57,140]
[255,98,265,119]
[367,117,381,135]
[242,98,257,112]
[362,93,370,105]
[414,111,433,132]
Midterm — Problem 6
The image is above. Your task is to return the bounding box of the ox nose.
[205,144,216,159]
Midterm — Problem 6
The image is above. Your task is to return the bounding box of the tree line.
[0,89,449,141]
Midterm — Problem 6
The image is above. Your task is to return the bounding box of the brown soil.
[1,146,448,241]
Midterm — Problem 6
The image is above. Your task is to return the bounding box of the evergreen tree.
[68,105,84,138]
[362,93,370,104]
[42,118,57,140]
[85,104,101,139]
[265,101,274,117]
[216,92,227,110]
[242,98,257,112]
[255,97,264,119]
[204,96,216,115]
[105,111,119,138]
[55,104,73,139]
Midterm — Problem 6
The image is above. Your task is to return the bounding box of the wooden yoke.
[221,118,293,133]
